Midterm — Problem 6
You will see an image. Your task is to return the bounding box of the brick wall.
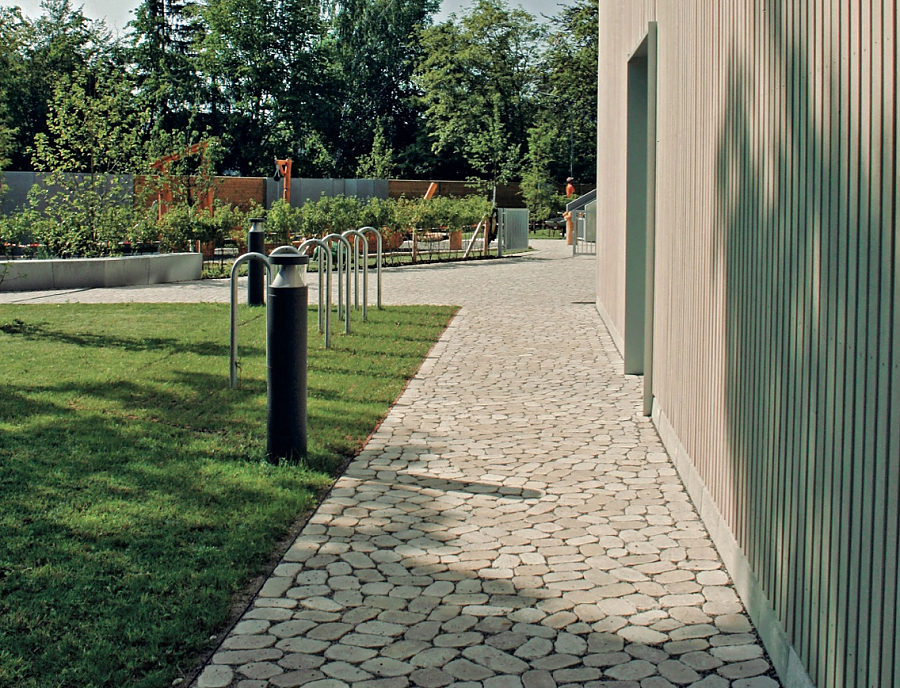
[388,180,527,208]
[213,177,266,211]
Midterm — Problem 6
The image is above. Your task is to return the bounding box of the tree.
[6,0,116,170]
[25,64,149,256]
[521,119,565,222]
[0,7,28,176]
[416,0,543,187]
[355,125,394,179]
[327,0,437,176]
[129,0,205,135]
[537,0,598,185]
[196,0,331,175]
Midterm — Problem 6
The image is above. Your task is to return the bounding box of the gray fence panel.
[1,172,133,215]
[1,172,37,214]
[499,208,529,253]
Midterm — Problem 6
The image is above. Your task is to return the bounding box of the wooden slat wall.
[595,1,898,686]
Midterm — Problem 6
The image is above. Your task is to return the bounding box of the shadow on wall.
[715,4,896,687]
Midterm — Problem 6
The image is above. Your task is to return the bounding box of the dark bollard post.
[248,218,266,306]
[266,253,309,462]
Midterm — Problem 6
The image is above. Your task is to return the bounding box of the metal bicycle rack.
[358,227,383,309]
[297,238,333,348]
[342,229,369,322]
[229,249,309,461]
[323,233,352,333]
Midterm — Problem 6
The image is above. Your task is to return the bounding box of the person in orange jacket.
[565,177,576,198]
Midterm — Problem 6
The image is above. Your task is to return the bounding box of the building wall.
[596,2,898,687]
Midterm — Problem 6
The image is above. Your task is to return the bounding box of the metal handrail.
[230,252,271,388]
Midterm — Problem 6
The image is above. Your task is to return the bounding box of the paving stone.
[278,654,327,670]
[513,623,557,639]
[245,607,294,622]
[237,662,284,680]
[326,633,393,648]
[357,620,408,637]
[679,650,723,671]
[531,654,581,671]
[515,637,554,660]
[196,665,233,688]
[709,633,758,648]
[553,666,603,682]
[478,617,515,634]
[686,676,729,688]
[214,649,284,665]
[605,659,658,681]
[710,644,763,662]
[406,621,442,642]
[717,659,771,680]
[656,659,700,684]
[320,660,373,681]
[668,624,719,641]
[584,651,632,667]
[383,640,430,660]
[463,645,531,674]
[442,615,478,633]
[410,667,454,687]
[663,639,710,656]
[410,647,460,668]
[640,678,677,688]
[275,637,329,654]
[619,626,669,645]
[550,633,584,656]
[714,614,752,634]
[521,669,556,688]
[625,644,668,663]
[443,657,496,681]
[269,668,326,687]
[307,623,354,641]
[232,620,271,635]
[433,632,484,647]
[360,656,415,677]
[221,635,277,650]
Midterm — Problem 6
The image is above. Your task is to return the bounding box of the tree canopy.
[0,0,599,188]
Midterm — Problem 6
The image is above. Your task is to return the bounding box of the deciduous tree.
[416,0,542,189]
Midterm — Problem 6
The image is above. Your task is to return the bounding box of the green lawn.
[0,302,456,687]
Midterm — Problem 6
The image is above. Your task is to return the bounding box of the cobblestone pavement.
[1,242,780,687]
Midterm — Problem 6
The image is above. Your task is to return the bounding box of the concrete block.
[52,258,106,289]
[147,253,201,284]
[104,255,151,287]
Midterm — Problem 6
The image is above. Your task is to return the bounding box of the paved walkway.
[1,241,780,687]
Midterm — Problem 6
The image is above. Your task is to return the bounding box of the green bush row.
[0,188,493,258]
[263,194,493,246]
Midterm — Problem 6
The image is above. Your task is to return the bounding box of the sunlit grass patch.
[0,302,456,687]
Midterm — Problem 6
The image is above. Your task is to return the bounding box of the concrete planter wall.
[0,253,202,292]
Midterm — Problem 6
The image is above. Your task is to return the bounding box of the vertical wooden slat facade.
[595,2,898,687]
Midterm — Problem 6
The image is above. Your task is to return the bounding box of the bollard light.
[247,218,266,306]
[266,253,309,462]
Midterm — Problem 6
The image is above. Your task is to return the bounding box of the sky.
[6,0,571,33]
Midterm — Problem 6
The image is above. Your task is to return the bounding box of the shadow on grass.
[0,317,264,359]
